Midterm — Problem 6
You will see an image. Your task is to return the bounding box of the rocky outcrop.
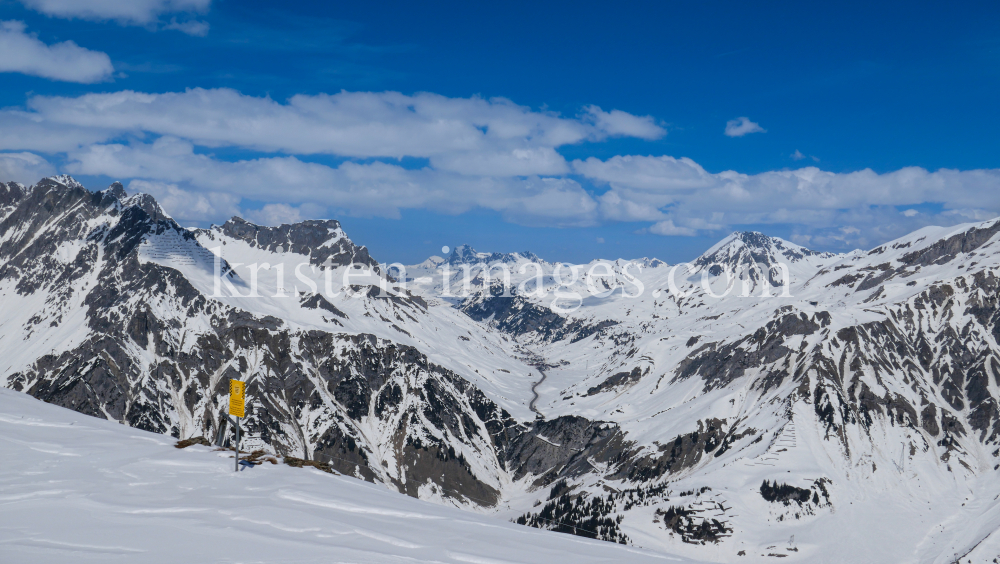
[199,217,377,268]
[460,285,618,343]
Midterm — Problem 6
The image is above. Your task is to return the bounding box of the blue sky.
[1,0,998,263]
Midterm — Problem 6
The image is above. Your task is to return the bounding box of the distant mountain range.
[445,244,543,265]
[3,175,1000,562]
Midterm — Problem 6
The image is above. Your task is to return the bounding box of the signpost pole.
[229,379,246,472]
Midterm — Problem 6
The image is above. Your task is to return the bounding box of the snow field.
[0,388,700,564]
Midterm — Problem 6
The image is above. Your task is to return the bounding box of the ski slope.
[0,388,698,564]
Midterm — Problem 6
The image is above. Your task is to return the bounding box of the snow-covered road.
[0,388,698,564]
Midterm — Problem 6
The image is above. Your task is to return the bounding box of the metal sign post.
[229,379,246,472]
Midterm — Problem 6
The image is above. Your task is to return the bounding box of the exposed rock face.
[460,284,618,343]
[201,217,378,268]
[586,367,644,396]
[675,310,828,393]
[0,181,28,208]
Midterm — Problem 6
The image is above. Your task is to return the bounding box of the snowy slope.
[0,387,697,564]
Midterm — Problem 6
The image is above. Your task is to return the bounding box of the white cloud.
[23,89,660,176]
[583,106,665,140]
[2,86,998,250]
[578,157,1000,218]
[578,153,1000,245]
[724,116,765,137]
[127,179,239,223]
[791,149,820,162]
[244,203,327,227]
[46,124,1000,247]
[574,155,714,191]
[498,177,599,227]
[0,20,113,83]
[648,220,696,236]
[597,189,667,222]
[430,147,569,177]
[19,0,210,30]
[0,152,56,184]
[162,18,209,36]
[0,111,112,153]
[576,156,713,224]
[65,137,600,226]
[902,209,919,217]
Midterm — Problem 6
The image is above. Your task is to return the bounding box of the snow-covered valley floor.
[0,388,698,564]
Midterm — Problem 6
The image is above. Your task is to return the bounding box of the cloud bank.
[24,89,663,176]
[576,154,1000,246]
[0,152,57,184]
[19,0,211,35]
[1,87,998,251]
[0,20,113,83]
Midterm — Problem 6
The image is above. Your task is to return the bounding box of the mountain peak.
[446,244,542,265]
[43,175,85,190]
[29,175,87,197]
[694,230,834,279]
[0,181,28,207]
[732,231,776,249]
[102,181,127,201]
[447,244,479,264]
[205,216,374,267]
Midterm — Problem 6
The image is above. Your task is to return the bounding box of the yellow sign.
[229,379,245,418]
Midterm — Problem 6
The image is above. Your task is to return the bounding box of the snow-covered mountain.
[445,244,543,266]
[4,175,1000,562]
